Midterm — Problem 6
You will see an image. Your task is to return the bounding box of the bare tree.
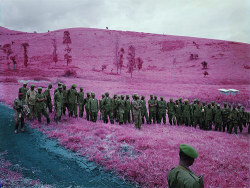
[118,47,125,74]
[22,43,29,68]
[52,39,58,66]
[127,45,136,78]
[136,57,143,72]
[2,44,13,69]
[10,55,17,70]
[63,31,72,67]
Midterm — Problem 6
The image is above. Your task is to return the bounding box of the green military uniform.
[84,93,91,121]
[183,100,191,126]
[131,94,142,129]
[168,144,204,188]
[140,96,149,124]
[190,99,197,126]
[99,94,105,120]
[14,94,26,132]
[240,107,247,132]
[118,95,125,125]
[36,87,50,124]
[221,103,229,132]
[54,82,62,95]
[78,88,84,118]
[229,107,239,134]
[193,101,202,128]
[237,105,243,133]
[200,102,206,130]
[67,84,78,118]
[178,98,184,125]
[88,93,98,122]
[44,84,52,113]
[205,104,213,130]
[247,112,250,134]
[54,87,64,122]
[112,94,118,122]
[211,101,216,124]
[175,100,182,126]
[214,105,222,131]
[167,99,176,125]
[62,85,68,115]
[124,95,131,124]
[148,95,157,124]
[103,92,114,124]
[26,85,37,119]
[19,84,28,101]
[154,96,160,123]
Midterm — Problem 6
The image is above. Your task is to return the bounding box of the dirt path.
[0,103,133,187]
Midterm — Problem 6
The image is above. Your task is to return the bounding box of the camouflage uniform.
[26,86,37,119]
[154,96,160,123]
[103,92,114,124]
[118,95,125,124]
[99,94,105,120]
[200,102,206,130]
[88,93,98,122]
[167,99,176,125]
[19,84,28,101]
[214,105,222,131]
[62,85,68,115]
[131,95,142,129]
[67,85,78,117]
[43,84,52,113]
[178,98,184,125]
[140,96,149,124]
[112,94,118,122]
[175,100,183,126]
[148,95,157,124]
[36,88,50,124]
[221,103,229,132]
[193,101,202,128]
[54,87,64,122]
[77,88,84,118]
[228,107,239,134]
[14,94,26,132]
[124,95,131,124]
[205,104,213,130]
[183,100,191,126]
[84,93,91,121]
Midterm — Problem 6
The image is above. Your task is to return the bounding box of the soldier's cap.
[217,104,220,107]
[211,101,215,103]
[208,103,211,106]
[87,92,90,95]
[223,102,227,105]
[175,99,179,102]
[31,84,35,87]
[150,94,153,97]
[126,95,129,97]
[23,83,27,85]
[18,93,23,96]
[141,95,145,98]
[193,99,197,102]
[102,94,105,97]
[80,87,83,90]
[169,98,173,101]
[202,102,206,104]
[38,87,42,90]
[196,99,200,102]
[105,92,109,95]
[238,103,241,106]
[58,86,63,89]
[154,96,157,98]
[178,97,182,100]
[58,82,62,86]
[184,99,188,102]
[48,84,52,87]
[72,84,77,88]
[91,92,95,95]
[121,95,124,97]
[179,144,198,159]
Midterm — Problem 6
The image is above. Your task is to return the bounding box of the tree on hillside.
[22,43,29,68]
[136,57,143,72]
[52,39,58,66]
[63,31,72,67]
[10,55,17,70]
[127,45,136,78]
[118,47,125,74]
[203,71,208,77]
[201,61,208,69]
[114,35,119,75]
[2,44,13,69]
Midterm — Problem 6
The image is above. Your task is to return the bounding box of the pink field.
[0,26,249,187]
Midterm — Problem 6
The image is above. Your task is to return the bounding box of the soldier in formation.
[15,83,250,133]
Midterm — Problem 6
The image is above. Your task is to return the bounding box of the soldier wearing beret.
[44,84,53,113]
[77,87,84,118]
[168,144,204,188]
[102,92,114,124]
[54,86,64,122]
[148,94,157,124]
[19,83,28,101]
[124,95,131,124]
[26,84,37,120]
[67,84,78,118]
[14,93,27,133]
[88,92,98,122]
[131,94,142,129]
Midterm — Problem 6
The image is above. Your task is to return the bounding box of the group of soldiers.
[14,82,250,134]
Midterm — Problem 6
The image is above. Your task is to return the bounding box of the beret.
[38,87,42,90]
[179,144,198,159]
[72,84,77,88]
[31,84,35,87]
[126,95,129,97]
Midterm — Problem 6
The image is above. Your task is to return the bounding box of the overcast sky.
[0,0,249,43]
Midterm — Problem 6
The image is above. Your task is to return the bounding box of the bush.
[63,69,77,77]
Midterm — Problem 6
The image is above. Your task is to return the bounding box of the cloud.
[0,0,249,43]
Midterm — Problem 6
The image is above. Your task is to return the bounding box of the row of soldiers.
[16,83,250,134]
